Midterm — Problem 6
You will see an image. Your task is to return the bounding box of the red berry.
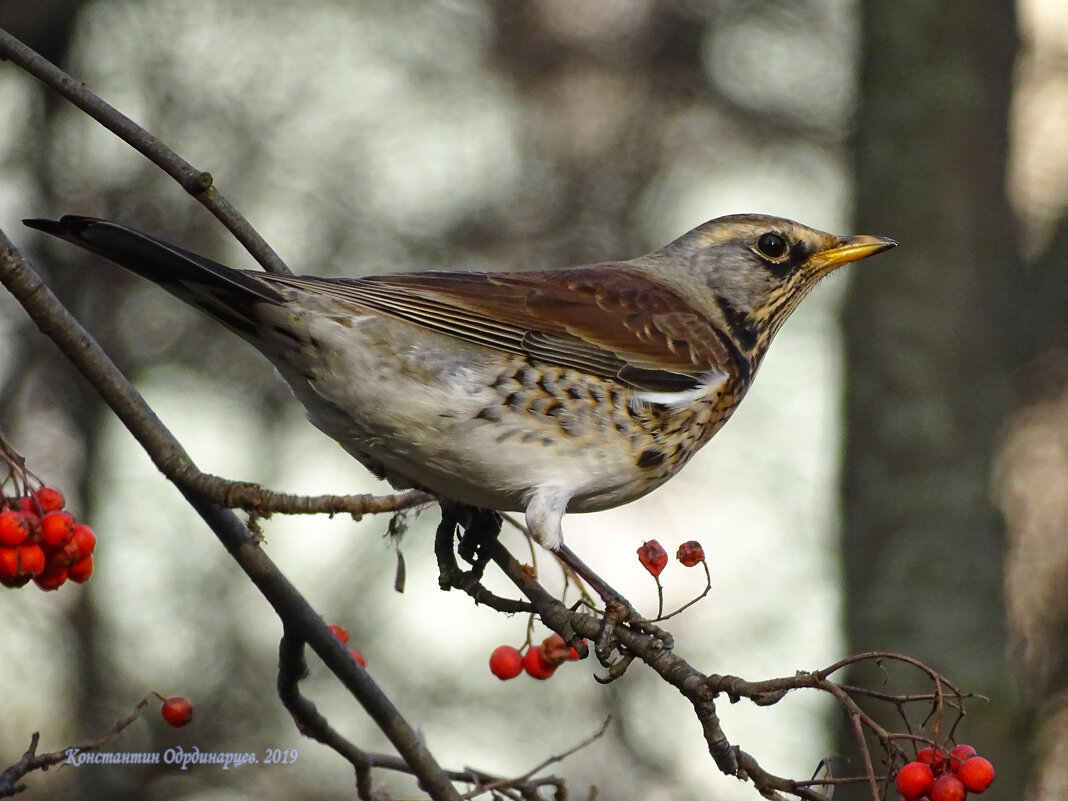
[0,547,19,581]
[488,645,523,680]
[0,547,31,587]
[636,539,668,577]
[522,646,556,680]
[40,511,75,548]
[916,747,944,770]
[34,563,68,591]
[71,524,96,558]
[349,648,366,667]
[67,555,93,583]
[328,624,350,644]
[161,696,194,727]
[896,761,934,799]
[948,744,976,772]
[676,540,705,567]
[18,497,36,514]
[957,756,995,792]
[34,487,65,512]
[540,633,574,666]
[537,633,583,663]
[18,544,45,576]
[0,510,28,547]
[929,774,965,801]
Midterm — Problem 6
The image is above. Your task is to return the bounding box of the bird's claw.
[594,653,635,683]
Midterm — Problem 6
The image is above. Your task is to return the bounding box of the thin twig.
[462,717,611,799]
[655,559,712,621]
[173,472,434,519]
[851,713,881,801]
[0,694,156,798]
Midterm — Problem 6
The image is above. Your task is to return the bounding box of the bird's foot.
[434,502,533,613]
[434,502,500,589]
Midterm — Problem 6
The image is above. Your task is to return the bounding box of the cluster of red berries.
[896,744,995,800]
[637,539,705,577]
[329,623,366,667]
[161,696,194,728]
[0,486,95,590]
[489,633,580,681]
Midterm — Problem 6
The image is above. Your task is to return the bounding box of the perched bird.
[24,214,894,573]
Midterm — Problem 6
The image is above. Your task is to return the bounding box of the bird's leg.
[554,543,628,610]
[525,489,629,607]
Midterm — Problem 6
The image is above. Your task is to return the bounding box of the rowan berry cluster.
[896,744,995,800]
[0,486,95,590]
[489,633,580,681]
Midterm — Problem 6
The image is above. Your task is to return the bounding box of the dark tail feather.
[23,216,285,335]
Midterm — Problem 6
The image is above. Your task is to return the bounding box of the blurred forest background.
[0,1,1065,799]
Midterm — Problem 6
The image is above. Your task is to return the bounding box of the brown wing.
[262,266,735,393]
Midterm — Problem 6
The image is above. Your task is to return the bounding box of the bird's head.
[647,213,896,365]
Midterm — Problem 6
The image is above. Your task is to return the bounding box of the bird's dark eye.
[755,232,789,260]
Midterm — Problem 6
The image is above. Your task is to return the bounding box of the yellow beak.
[811,234,897,270]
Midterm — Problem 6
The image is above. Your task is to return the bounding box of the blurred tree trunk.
[840,0,1033,796]
[995,207,1068,793]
